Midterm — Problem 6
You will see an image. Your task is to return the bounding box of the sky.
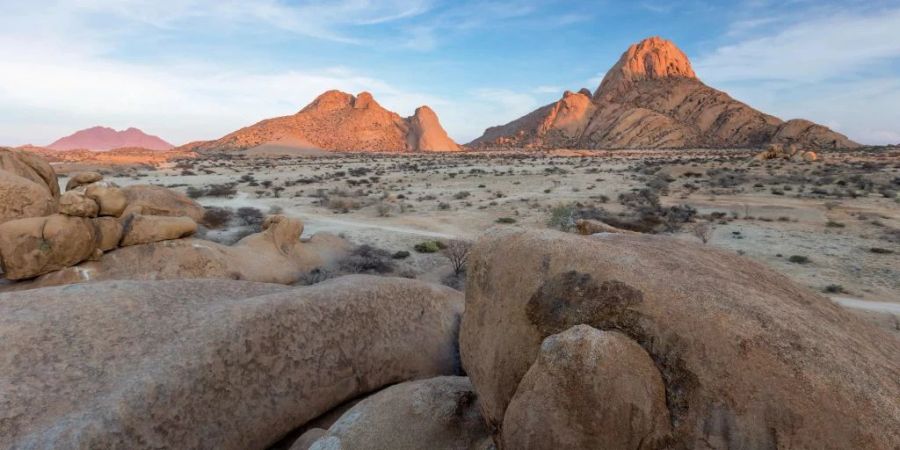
[1,0,900,147]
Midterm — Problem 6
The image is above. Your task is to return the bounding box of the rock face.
[6,217,348,290]
[65,171,104,191]
[502,325,670,450]
[308,376,491,450]
[0,148,59,224]
[0,276,464,450]
[460,227,900,449]
[470,37,858,150]
[47,126,174,151]
[58,191,99,218]
[183,90,460,153]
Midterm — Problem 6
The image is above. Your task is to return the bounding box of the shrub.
[442,240,472,275]
[392,250,411,259]
[186,186,206,199]
[202,207,233,229]
[825,220,845,228]
[206,184,237,197]
[788,255,810,264]
[869,247,893,254]
[236,207,264,228]
[453,191,471,200]
[338,245,395,274]
[823,284,846,294]
[414,241,443,253]
[496,217,517,224]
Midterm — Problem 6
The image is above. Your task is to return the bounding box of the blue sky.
[1,0,899,146]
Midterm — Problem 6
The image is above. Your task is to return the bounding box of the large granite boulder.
[0,148,59,224]
[0,214,98,280]
[0,276,464,449]
[460,227,900,449]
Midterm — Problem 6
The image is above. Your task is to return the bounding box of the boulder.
[92,216,123,251]
[0,276,464,449]
[5,223,349,290]
[460,227,900,449]
[0,147,60,198]
[0,170,58,224]
[65,171,103,191]
[0,214,97,280]
[120,214,197,246]
[84,182,127,217]
[502,325,670,449]
[121,184,205,223]
[58,191,99,218]
[310,376,491,450]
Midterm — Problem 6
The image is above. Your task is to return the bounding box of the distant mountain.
[183,90,460,153]
[47,126,173,151]
[470,36,858,150]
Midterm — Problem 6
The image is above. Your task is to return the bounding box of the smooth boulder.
[84,182,127,217]
[0,170,58,224]
[58,191,99,218]
[309,376,491,450]
[65,171,103,191]
[120,214,197,246]
[460,227,900,449]
[122,184,205,223]
[0,214,97,279]
[0,147,59,198]
[502,325,670,450]
[0,276,464,449]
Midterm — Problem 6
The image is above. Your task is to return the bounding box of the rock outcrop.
[0,165,207,280]
[5,217,348,290]
[307,376,491,450]
[460,227,900,449]
[0,148,59,224]
[183,90,460,153]
[47,126,174,151]
[0,276,464,449]
[470,37,858,150]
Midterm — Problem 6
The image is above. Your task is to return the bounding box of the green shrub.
[414,241,442,253]
[496,217,517,224]
[392,250,411,259]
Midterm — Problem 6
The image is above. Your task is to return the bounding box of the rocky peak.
[353,92,378,109]
[594,36,696,99]
[304,90,355,112]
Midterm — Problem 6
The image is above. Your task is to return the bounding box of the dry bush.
[443,240,472,275]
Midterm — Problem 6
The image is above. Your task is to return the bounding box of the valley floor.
[62,148,900,333]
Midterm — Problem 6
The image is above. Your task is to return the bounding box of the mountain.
[185,90,460,153]
[470,37,858,150]
[47,126,173,151]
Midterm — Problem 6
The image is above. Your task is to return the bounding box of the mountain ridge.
[48,126,173,151]
[470,36,858,150]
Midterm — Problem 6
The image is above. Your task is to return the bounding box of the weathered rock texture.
[0,276,464,449]
[121,184,205,223]
[470,37,858,150]
[183,90,460,153]
[5,217,348,290]
[0,148,59,224]
[65,171,103,191]
[460,227,900,449]
[309,376,491,450]
[503,325,670,450]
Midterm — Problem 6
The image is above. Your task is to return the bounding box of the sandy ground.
[57,148,900,332]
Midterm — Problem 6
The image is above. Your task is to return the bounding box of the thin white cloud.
[694,7,900,144]
[695,8,900,83]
